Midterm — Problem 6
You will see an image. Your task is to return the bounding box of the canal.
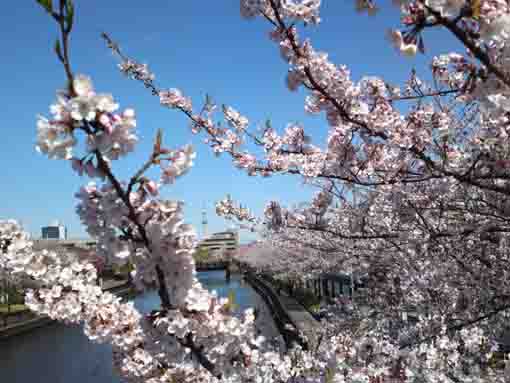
[0,271,282,382]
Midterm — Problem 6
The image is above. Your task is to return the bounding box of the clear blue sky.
[0,1,460,241]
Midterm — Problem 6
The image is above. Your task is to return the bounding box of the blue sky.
[0,1,461,241]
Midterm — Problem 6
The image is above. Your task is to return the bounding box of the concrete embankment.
[243,271,320,350]
[0,280,134,341]
[0,316,54,340]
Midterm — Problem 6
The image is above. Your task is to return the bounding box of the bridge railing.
[195,260,230,271]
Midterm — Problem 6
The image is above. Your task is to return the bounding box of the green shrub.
[309,303,321,313]
[113,262,134,277]
[193,248,210,263]
[1,285,25,305]
[300,290,321,310]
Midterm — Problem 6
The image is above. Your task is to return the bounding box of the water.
[0,271,279,383]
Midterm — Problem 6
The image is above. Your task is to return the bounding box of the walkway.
[237,245,322,348]
[276,291,320,348]
[243,268,320,350]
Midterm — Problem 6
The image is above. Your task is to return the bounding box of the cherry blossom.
[13,0,510,381]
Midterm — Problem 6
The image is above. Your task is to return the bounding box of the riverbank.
[0,279,134,341]
[0,270,279,383]
[0,267,306,352]
[242,270,320,350]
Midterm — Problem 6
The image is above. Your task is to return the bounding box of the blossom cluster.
[215,197,260,232]
[159,88,193,113]
[240,0,322,24]
[119,60,155,85]
[223,106,249,132]
[37,75,138,164]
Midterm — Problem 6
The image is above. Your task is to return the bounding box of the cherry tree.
[2,0,510,382]
[104,0,510,381]
[2,1,285,382]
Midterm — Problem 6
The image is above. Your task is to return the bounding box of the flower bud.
[145,180,159,196]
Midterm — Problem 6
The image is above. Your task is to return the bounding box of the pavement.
[100,278,130,291]
[276,291,321,348]
[250,272,321,349]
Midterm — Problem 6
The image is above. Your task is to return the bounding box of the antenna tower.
[201,202,208,239]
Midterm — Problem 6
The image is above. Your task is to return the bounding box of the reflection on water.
[0,271,275,383]
[202,271,261,315]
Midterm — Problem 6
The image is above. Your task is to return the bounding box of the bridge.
[195,260,231,271]
[194,259,243,283]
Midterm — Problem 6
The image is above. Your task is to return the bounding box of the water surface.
[0,271,277,383]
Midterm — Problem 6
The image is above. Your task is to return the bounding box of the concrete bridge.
[195,259,244,282]
[195,260,230,271]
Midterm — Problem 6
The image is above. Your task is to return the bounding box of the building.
[31,239,107,274]
[32,239,96,250]
[41,221,67,240]
[197,230,239,254]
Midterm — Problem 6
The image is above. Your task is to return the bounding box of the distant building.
[32,239,96,250]
[41,221,67,240]
[198,230,239,254]
[31,238,106,274]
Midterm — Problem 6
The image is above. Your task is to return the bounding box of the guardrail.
[242,269,308,350]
